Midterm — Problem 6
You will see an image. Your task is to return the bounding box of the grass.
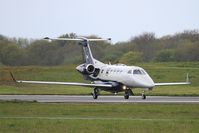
[1,62,198,132]
[0,102,198,133]
[1,119,198,133]
[0,62,199,95]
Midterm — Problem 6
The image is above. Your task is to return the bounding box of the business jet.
[11,37,190,99]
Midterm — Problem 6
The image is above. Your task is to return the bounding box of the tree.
[119,51,143,65]
[156,49,176,62]
[130,32,157,61]
[176,40,199,61]
[0,30,199,66]
[0,42,25,66]
[27,40,65,65]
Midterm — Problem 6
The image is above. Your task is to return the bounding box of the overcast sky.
[1,0,199,43]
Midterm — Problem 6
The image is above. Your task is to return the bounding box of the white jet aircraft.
[11,37,190,99]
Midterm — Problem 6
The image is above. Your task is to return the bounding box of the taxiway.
[0,95,199,103]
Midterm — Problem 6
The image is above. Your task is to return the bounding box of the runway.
[0,95,199,103]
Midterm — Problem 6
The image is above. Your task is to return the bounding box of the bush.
[119,51,143,65]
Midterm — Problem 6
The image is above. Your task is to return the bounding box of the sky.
[1,0,199,43]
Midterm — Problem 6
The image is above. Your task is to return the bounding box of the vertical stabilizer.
[79,40,94,64]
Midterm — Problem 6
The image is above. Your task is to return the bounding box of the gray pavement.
[0,95,199,103]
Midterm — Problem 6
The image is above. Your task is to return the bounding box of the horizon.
[1,29,198,44]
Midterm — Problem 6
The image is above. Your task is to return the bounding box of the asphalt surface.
[0,95,199,103]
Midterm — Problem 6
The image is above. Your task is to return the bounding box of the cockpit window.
[127,70,132,74]
[141,70,146,74]
[133,69,146,75]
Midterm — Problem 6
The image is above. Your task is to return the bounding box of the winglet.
[186,73,191,84]
[10,72,16,82]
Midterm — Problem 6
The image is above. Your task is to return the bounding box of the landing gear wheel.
[124,90,130,99]
[93,93,98,99]
[142,91,146,99]
[92,88,99,99]
[124,94,129,99]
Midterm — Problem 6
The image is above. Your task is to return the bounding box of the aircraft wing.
[10,72,113,88]
[15,80,113,88]
[154,82,190,86]
[154,73,191,86]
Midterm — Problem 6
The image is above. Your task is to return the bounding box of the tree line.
[0,30,199,66]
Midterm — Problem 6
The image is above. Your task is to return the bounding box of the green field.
[0,102,198,133]
[0,62,199,96]
[0,62,199,132]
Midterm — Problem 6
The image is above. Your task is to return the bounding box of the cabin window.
[101,69,104,73]
[106,69,109,74]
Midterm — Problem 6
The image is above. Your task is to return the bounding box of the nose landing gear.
[141,91,146,99]
[124,92,129,99]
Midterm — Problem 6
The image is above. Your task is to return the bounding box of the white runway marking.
[0,95,199,103]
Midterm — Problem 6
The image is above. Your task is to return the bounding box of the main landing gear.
[124,89,134,99]
[92,88,99,99]
[91,88,146,100]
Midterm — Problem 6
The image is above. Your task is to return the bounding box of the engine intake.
[86,64,95,74]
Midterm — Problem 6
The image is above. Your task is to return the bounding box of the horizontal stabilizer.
[43,37,111,42]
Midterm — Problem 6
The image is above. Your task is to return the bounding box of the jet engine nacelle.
[76,64,100,77]
[86,64,95,74]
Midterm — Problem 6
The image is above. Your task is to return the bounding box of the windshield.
[133,69,146,75]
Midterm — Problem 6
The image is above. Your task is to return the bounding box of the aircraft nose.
[146,78,155,87]
[139,76,155,88]
[143,80,155,88]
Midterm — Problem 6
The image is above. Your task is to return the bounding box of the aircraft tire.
[124,94,129,99]
[93,94,98,99]
[92,88,99,99]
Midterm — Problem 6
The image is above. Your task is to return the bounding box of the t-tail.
[44,37,110,78]
[43,37,111,65]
